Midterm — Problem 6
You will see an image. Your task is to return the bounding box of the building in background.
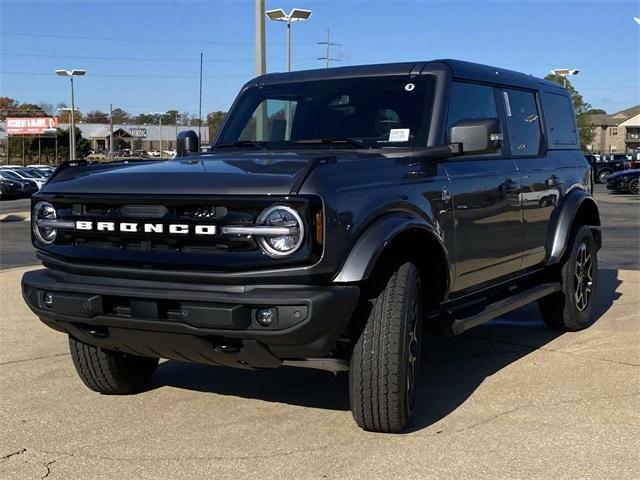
[587,105,640,154]
[58,123,210,152]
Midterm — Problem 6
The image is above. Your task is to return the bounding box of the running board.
[446,282,562,336]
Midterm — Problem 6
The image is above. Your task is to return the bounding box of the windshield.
[0,171,22,180]
[217,75,436,150]
[26,169,46,178]
[13,169,37,178]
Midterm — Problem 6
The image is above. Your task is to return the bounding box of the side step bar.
[446,282,561,336]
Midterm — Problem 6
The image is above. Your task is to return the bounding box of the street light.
[55,69,86,161]
[550,68,580,88]
[265,8,312,72]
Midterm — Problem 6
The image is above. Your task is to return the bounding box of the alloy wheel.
[574,242,593,312]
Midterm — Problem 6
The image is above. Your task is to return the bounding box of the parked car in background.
[606,169,640,194]
[0,173,38,198]
[1,178,27,199]
[0,168,46,189]
[591,154,626,183]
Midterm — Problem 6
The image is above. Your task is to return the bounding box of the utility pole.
[318,28,342,68]
[255,0,267,140]
[109,103,114,155]
[198,52,203,144]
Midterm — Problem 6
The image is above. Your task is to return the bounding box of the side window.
[540,92,578,147]
[503,89,543,156]
[446,82,498,130]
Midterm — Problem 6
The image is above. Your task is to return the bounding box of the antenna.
[317,28,342,68]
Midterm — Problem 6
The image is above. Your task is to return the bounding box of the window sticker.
[404,83,415,92]
[389,128,410,142]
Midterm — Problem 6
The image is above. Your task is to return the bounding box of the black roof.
[250,59,563,93]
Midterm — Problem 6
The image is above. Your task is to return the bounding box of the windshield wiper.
[294,138,364,148]
[214,140,266,151]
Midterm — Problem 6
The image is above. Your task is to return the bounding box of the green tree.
[134,113,157,124]
[544,74,595,149]
[111,108,130,123]
[84,110,109,123]
[587,108,607,115]
[0,97,19,119]
[207,111,227,140]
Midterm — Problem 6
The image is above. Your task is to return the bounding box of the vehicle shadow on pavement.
[150,268,622,431]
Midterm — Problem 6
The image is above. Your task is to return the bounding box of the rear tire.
[349,262,422,433]
[69,337,158,394]
[539,224,598,331]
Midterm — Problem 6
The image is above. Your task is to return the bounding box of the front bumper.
[22,268,360,369]
[606,178,629,191]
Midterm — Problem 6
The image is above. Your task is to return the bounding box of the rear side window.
[503,89,543,156]
[541,92,578,147]
[446,82,497,129]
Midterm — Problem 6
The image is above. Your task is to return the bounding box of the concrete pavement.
[1,265,638,479]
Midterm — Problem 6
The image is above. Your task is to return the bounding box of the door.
[444,82,522,292]
[506,89,577,269]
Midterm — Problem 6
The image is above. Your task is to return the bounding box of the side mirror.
[448,118,502,155]
[176,130,200,157]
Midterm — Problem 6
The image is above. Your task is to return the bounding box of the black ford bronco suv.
[22,60,601,433]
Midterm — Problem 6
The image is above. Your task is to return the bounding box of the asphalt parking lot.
[1,186,638,479]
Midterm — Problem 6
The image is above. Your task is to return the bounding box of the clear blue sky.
[1,0,638,117]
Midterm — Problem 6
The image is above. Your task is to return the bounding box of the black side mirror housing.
[448,118,502,155]
[176,130,200,157]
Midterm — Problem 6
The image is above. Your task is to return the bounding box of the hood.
[609,168,640,179]
[43,152,334,196]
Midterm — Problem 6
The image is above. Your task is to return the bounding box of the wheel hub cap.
[574,242,593,312]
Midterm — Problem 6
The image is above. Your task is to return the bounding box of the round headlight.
[256,205,304,257]
[32,201,57,244]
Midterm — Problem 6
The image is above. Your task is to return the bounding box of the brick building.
[587,105,640,154]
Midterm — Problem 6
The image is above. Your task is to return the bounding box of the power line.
[0,31,317,46]
[0,52,317,63]
[1,71,247,79]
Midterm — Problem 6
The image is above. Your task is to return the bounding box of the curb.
[0,211,30,222]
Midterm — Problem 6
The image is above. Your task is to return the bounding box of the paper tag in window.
[389,128,410,142]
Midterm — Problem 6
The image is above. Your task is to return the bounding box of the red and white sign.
[5,117,59,135]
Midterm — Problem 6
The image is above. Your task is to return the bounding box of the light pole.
[265,8,312,72]
[57,107,80,161]
[55,69,86,161]
[550,68,580,88]
[149,112,166,158]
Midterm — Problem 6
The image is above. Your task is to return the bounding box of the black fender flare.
[547,189,601,265]
[332,213,448,284]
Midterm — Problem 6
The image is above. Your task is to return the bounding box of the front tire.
[597,170,612,183]
[539,224,598,331]
[69,337,158,394]
[349,262,422,433]
[628,178,639,195]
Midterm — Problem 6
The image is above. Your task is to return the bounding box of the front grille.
[54,200,262,254]
[39,195,318,272]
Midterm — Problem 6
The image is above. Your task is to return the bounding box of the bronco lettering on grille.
[74,221,217,235]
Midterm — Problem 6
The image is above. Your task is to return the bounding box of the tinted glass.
[446,82,498,129]
[541,92,578,147]
[503,89,543,156]
[218,75,437,149]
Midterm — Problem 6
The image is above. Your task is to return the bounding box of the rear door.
[444,82,522,292]
[507,89,579,269]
